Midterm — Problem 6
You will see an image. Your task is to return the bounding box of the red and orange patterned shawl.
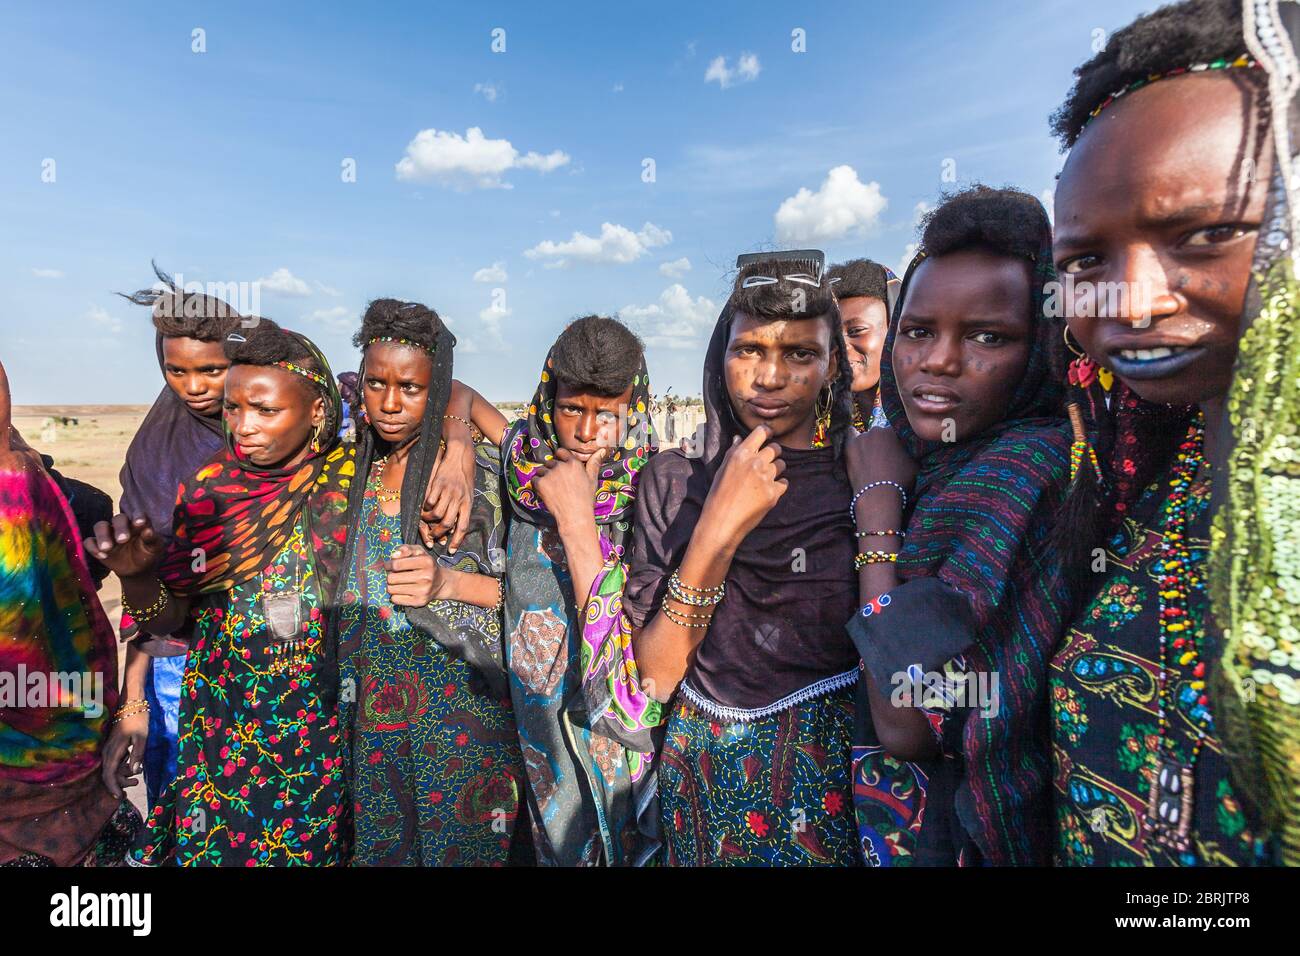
[156,442,354,598]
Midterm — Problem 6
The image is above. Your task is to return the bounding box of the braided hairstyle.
[1050,0,1267,586]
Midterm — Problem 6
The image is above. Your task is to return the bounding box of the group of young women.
[1,0,1296,867]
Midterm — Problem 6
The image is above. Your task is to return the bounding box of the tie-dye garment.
[0,462,122,865]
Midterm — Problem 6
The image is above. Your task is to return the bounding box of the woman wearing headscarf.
[0,359,141,867]
[106,263,245,810]
[846,186,1073,866]
[1047,0,1272,866]
[825,258,897,433]
[335,299,523,867]
[627,255,861,866]
[491,316,660,866]
[87,319,354,866]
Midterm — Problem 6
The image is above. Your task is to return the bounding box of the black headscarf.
[336,324,510,693]
[623,299,860,710]
[850,237,1073,865]
[118,332,226,545]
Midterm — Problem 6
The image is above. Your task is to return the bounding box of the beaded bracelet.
[663,604,712,629]
[121,579,170,625]
[443,414,483,442]
[671,573,723,594]
[113,699,150,723]
[667,570,725,607]
[854,550,898,571]
[855,529,905,538]
[663,604,713,620]
[849,480,908,525]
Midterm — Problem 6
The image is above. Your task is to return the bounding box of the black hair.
[1050,0,1266,591]
[118,261,246,340]
[352,298,444,355]
[222,318,312,367]
[918,184,1050,261]
[729,258,840,321]
[825,258,889,303]
[1051,0,1258,148]
[726,257,853,464]
[549,315,644,397]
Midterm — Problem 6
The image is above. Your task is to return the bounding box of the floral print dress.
[1050,464,1264,866]
[131,519,345,866]
[338,458,523,866]
[658,681,859,867]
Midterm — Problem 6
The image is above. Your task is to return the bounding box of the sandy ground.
[12,402,704,817]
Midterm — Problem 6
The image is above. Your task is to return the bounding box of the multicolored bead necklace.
[369,454,401,504]
[1144,414,1212,852]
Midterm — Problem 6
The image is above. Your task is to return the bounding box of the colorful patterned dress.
[338,458,523,866]
[1050,463,1265,866]
[131,518,345,866]
[658,680,859,866]
[0,463,141,866]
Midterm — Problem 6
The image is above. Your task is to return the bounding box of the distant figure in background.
[0,358,142,867]
[111,263,245,808]
[664,393,678,444]
[825,258,894,432]
[337,370,359,442]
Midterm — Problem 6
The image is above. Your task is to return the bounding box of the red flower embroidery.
[745,811,770,838]
[823,789,846,816]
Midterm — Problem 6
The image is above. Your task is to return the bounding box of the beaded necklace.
[1143,415,1212,853]
[370,455,401,504]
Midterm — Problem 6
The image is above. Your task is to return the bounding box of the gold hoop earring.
[1063,324,1086,359]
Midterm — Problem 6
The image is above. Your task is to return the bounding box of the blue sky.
[0,0,1153,404]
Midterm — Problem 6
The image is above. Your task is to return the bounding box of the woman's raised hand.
[84,514,166,578]
[699,425,788,546]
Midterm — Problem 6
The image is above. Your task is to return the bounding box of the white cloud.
[659,257,691,278]
[257,267,312,297]
[774,165,888,244]
[474,82,500,102]
[86,305,121,334]
[524,222,671,268]
[473,261,508,283]
[896,242,920,278]
[304,305,352,329]
[612,82,624,93]
[619,284,717,350]
[32,267,63,279]
[705,52,760,89]
[395,127,570,189]
[478,300,511,349]
[314,280,342,297]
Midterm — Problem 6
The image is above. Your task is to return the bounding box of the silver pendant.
[261,589,304,644]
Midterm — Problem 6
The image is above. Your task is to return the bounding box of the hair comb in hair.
[735,249,826,288]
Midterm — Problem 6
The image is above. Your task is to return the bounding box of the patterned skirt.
[342,639,524,866]
[658,678,859,866]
